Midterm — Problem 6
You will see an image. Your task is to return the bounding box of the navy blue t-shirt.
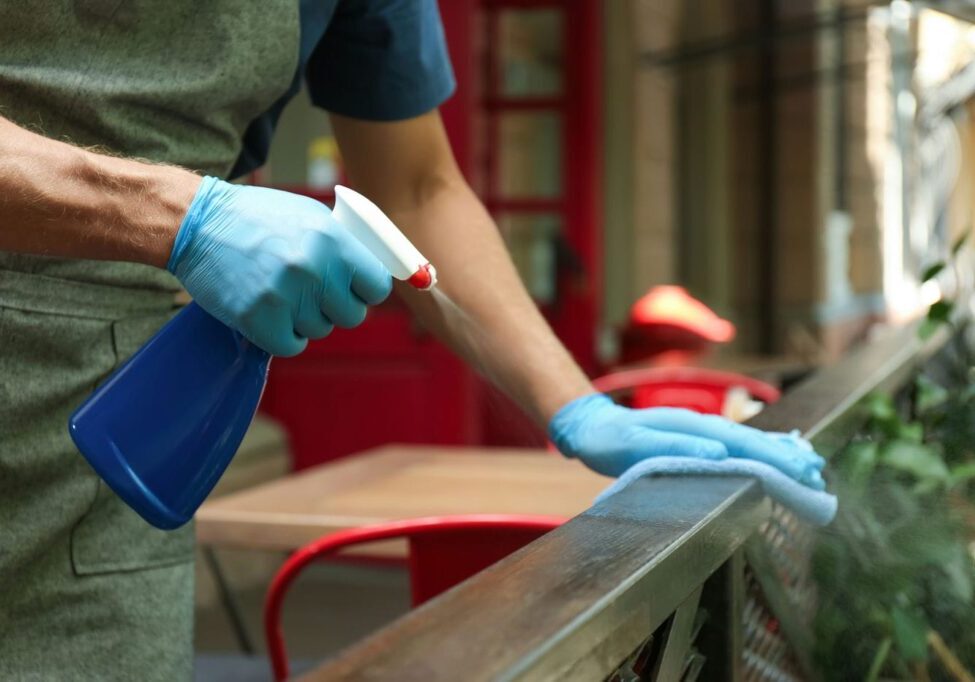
[231,0,456,178]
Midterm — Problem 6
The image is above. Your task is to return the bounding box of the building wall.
[602,0,681,362]
[604,0,828,356]
[677,1,732,319]
[603,0,975,360]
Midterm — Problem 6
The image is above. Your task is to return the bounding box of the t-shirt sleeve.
[306,0,456,121]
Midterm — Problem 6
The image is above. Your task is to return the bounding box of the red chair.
[592,366,781,415]
[264,514,565,681]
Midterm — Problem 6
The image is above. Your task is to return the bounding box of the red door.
[458,0,603,446]
[477,0,602,371]
[259,0,602,467]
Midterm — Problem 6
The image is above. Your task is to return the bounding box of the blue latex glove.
[168,176,393,357]
[549,394,826,490]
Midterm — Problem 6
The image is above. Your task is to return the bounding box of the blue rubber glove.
[549,394,826,490]
[168,177,393,357]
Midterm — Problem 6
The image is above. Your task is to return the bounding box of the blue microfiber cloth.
[595,455,838,527]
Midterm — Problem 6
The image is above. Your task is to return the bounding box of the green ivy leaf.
[919,300,954,340]
[897,421,924,443]
[865,636,893,682]
[881,440,949,482]
[843,442,879,490]
[943,548,975,603]
[890,606,929,661]
[929,299,954,323]
[921,262,945,282]
[950,461,975,486]
[951,227,970,255]
[893,507,962,562]
[866,392,896,422]
[912,478,942,496]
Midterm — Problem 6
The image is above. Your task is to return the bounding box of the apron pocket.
[70,484,195,575]
[71,309,194,576]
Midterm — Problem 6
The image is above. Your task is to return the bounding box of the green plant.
[919,229,969,340]
[812,388,975,681]
[812,230,975,680]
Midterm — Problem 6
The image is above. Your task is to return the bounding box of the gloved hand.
[549,394,826,489]
[168,176,392,356]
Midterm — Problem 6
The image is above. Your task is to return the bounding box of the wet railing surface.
[301,323,951,682]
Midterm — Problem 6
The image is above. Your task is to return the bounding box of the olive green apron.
[0,274,194,680]
[0,2,300,678]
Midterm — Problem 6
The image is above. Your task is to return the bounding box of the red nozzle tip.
[407,263,436,290]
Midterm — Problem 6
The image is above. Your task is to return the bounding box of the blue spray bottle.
[69,186,437,529]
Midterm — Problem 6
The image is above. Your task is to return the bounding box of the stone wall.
[602,0,682,342]
[602,0,943,359]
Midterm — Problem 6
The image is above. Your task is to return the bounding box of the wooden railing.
[300,323,952,682]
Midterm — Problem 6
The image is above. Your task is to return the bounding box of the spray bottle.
[69,186,436,530]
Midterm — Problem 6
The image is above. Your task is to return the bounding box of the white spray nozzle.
[332,185,437,290]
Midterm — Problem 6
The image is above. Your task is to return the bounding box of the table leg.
[202,547,256,654]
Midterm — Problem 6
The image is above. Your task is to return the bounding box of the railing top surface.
[301,321,949,681]
[301,476,767,682]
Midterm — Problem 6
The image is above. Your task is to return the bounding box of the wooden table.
[196,445,611,554]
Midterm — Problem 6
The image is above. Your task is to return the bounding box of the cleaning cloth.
[595,454,838,527]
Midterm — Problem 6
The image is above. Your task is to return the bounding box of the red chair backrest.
[592,366,781,414]
[406,523,560,605]
[264,515,564,681]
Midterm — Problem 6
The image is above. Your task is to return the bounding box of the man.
[0,1,823,678]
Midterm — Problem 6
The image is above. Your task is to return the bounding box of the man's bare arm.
[0,115,199,267]
[330,111,594,427]
[0,114,392,359]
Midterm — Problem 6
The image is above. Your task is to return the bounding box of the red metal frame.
[264,515,564,681]
[478,0,602,373]
[563,0,602,373]
[438,0,480,179]
[474,0,604,447]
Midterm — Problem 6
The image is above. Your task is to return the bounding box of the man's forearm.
[0,116,199,267]
[325,111,596,426]
[386,178,595,427]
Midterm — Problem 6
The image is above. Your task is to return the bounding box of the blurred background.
[241,0,975,467]
[194,1,975,671]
